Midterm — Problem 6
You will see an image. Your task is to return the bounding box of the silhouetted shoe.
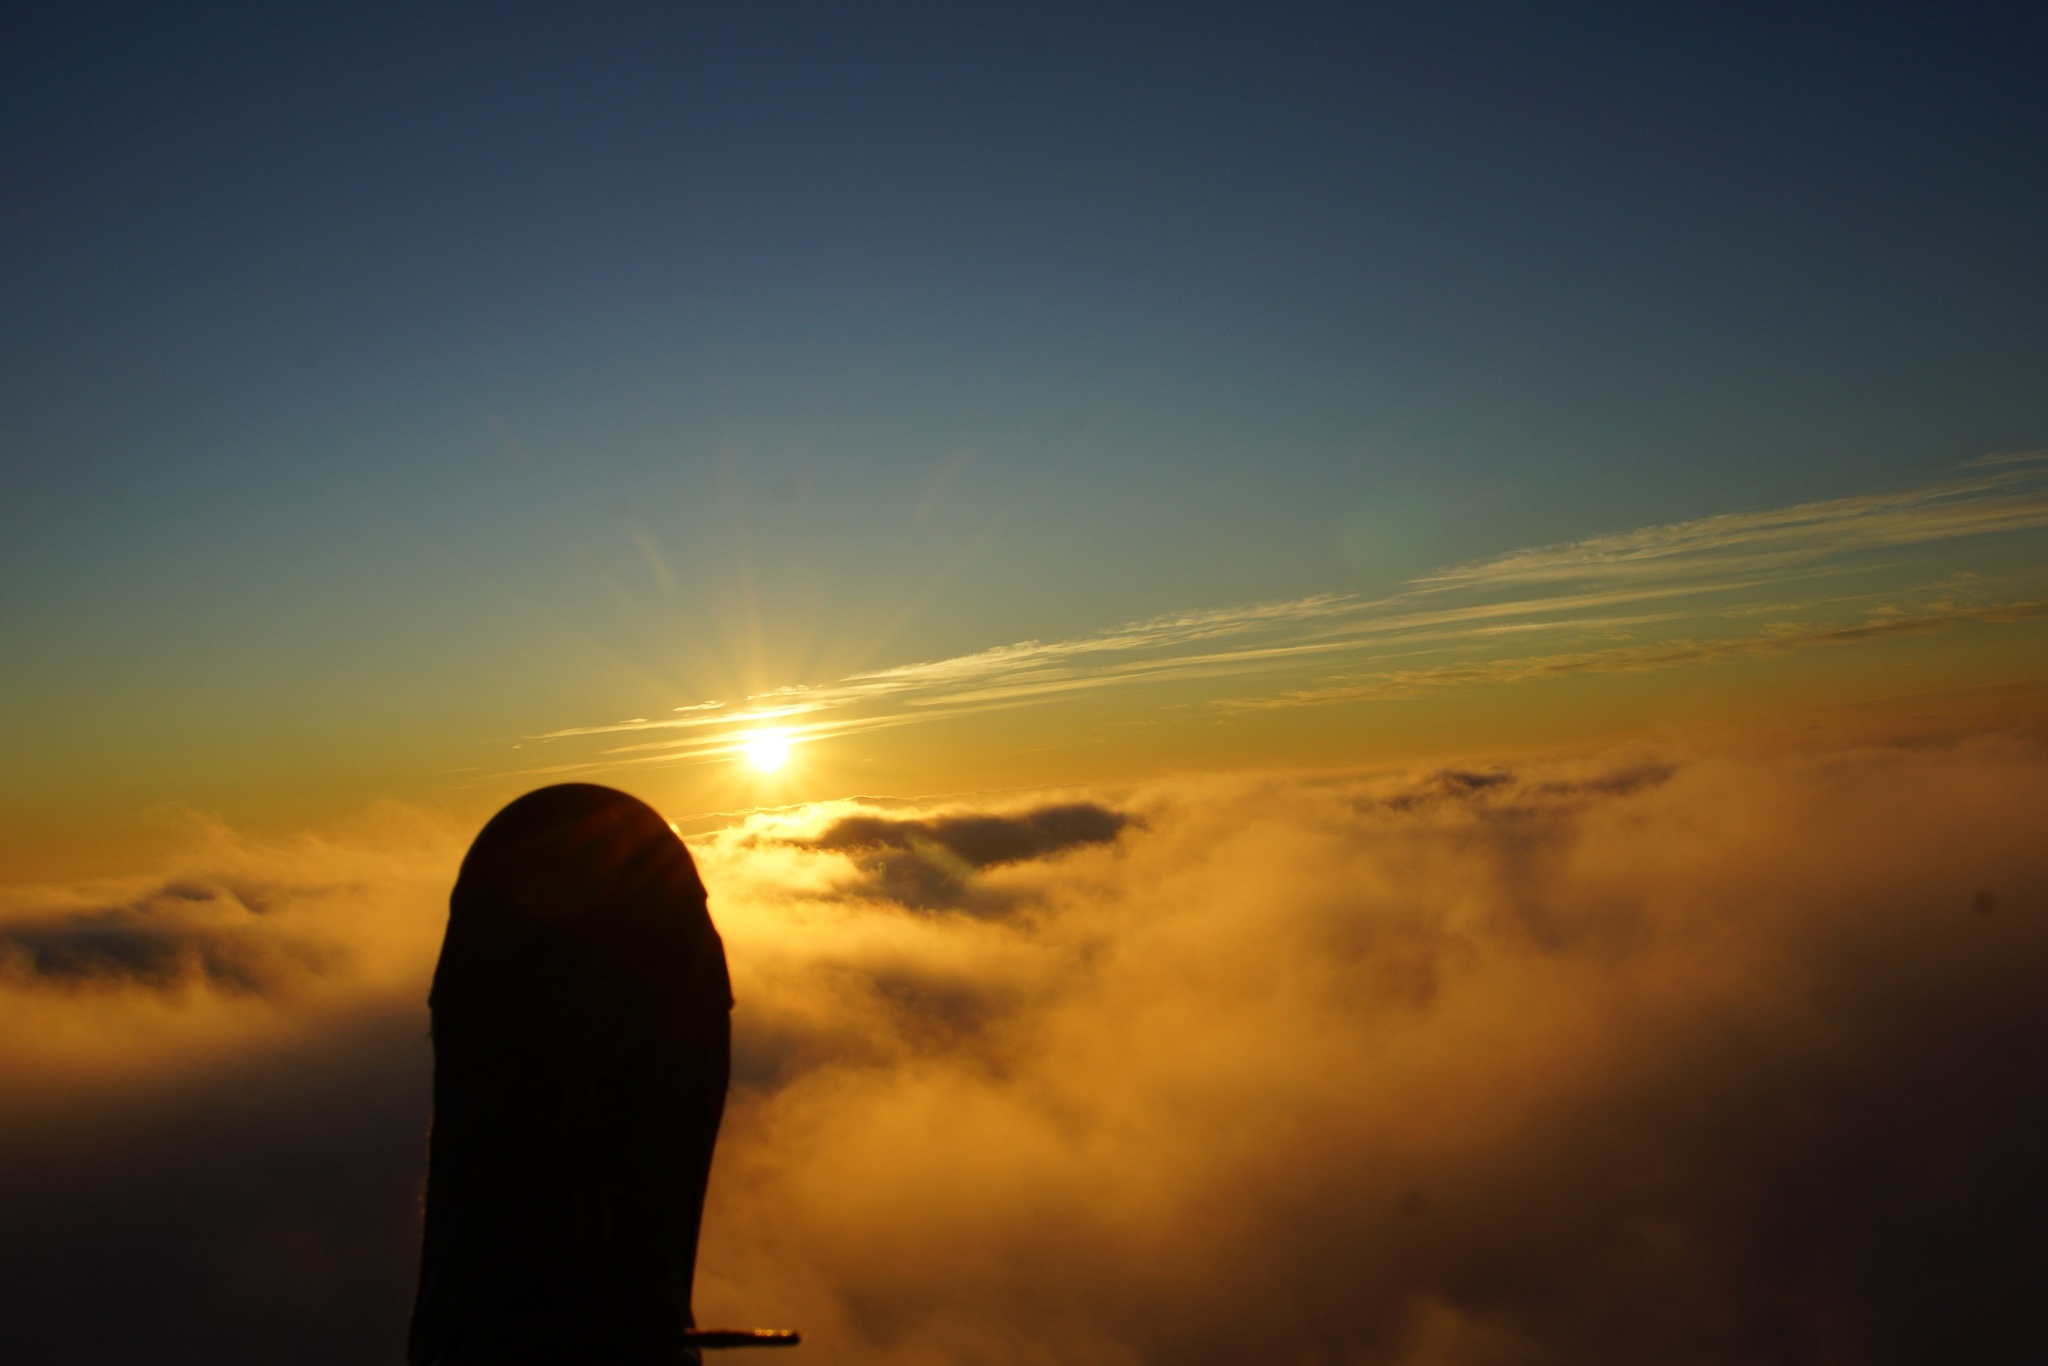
[409,785,739,1366]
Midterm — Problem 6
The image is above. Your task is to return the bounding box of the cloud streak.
[1233,597,2048,709]
[524,454,2048,774]
[1415,450,2048,590]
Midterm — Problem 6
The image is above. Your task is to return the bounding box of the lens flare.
[742,729,791,773]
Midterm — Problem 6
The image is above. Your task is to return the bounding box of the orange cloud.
[689,742,2048,1363]
[2,741,2044,1363]
[0,804,457,1108]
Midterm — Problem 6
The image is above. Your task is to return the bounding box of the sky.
[2,3,2046,1363]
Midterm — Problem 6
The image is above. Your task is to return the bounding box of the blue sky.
[4,2,2045,854]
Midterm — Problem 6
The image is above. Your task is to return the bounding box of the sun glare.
[743,729,792,773]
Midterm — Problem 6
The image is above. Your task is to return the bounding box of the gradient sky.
[6,8,2048,1365]
[5,0,2046,871]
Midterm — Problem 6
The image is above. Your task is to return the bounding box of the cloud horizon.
[4,735,2044,1363]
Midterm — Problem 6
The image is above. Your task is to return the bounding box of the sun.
[742,728,792,773]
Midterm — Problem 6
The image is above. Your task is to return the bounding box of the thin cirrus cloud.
[1237,598,2048,710]
[1417,450,2048,590]
[520,453,2048,773]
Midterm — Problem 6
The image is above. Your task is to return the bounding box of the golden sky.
[5,439,2045,1365]
[495,452,2048,825]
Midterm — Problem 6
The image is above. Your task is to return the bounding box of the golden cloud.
[689,740,2048,1363]
[2,740,2044,1362]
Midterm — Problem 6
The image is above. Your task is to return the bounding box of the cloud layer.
[3,742,2046,1364]
[691,745,2048,1364]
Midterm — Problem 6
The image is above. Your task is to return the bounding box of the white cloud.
[522,454,2048,774]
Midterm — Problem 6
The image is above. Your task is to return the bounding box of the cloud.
[0,880,348,995]
[0,813,457,1366]
[0,807,456,1104]
[770,802,1138,914]
[0,1009,432,1366]
[1414,449,2048,590]
[3,743,2046,1363]
[521,454,2048,772]
[689,741,2048,1364]
[1231,597,2048,709]
[798,803,1132,868]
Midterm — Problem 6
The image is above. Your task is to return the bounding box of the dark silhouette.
[409,785,794,1365]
